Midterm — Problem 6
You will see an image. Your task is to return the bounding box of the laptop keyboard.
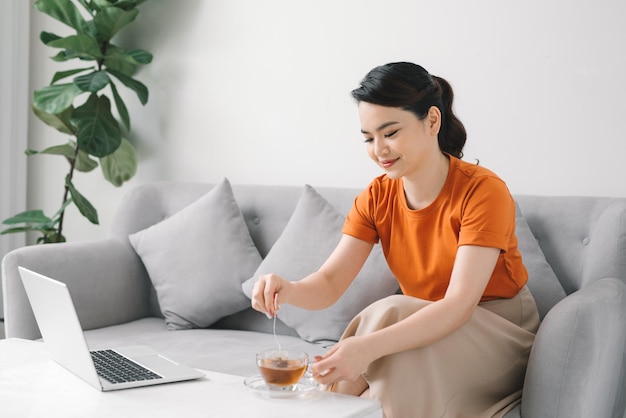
[90,349,162,384]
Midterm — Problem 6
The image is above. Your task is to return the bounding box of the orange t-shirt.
[342,156,527,302]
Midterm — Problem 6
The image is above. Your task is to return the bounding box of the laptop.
[18,266,205,391]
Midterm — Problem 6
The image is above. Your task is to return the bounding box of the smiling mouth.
[380,158,399,168]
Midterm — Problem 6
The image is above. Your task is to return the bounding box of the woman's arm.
[251,234,374,317]
[311,244,501,384]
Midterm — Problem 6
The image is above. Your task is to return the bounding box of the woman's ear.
[427,106,441,135]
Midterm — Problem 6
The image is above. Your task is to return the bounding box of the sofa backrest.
[110,182,361,257]
[109,182,363,321]
[110,183,626,323]
[515,195,626,295]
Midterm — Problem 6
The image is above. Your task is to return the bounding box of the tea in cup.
[257,350,309,391]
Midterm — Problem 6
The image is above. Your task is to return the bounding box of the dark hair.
[351,62,466,159]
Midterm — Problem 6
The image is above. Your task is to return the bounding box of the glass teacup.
[256,349,309,391]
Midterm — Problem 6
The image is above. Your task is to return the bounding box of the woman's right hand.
[251,273,290,318]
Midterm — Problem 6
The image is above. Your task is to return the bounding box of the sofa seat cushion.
[83,318,329,377]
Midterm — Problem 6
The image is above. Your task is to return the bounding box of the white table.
[0,338,382,417]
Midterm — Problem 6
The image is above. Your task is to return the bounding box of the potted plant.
[1,0,152,243]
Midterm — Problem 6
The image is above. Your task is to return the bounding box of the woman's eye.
[384,130,398,138]
[363,137,373,143]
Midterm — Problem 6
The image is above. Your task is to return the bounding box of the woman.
[251,62,539,417]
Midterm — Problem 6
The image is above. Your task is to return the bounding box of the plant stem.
[56,144,80,243]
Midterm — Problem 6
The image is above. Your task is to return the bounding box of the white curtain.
[0,0,30,318]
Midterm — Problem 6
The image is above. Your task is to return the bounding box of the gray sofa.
[3,181,626,418]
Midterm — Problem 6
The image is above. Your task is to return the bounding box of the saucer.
[243,375,321,399]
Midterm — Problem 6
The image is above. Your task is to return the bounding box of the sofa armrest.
[521,277,626,418]
[2,238,151,340]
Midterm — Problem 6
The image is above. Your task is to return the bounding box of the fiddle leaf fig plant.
[1,0,152,244]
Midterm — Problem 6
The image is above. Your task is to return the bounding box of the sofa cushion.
[514,202,567,319]
[242,185,399,342]
[83,317,329,377]
[129,178,262,330]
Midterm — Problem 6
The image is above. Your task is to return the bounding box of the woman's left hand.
[309,336,371,385]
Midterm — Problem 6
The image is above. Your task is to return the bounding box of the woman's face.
[358,102,441,180]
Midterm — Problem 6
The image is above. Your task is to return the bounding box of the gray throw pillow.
[515,201,567,319]
[129,178,262,330]
[241,185,399,342]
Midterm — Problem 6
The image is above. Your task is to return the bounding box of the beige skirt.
[332,287,540,418]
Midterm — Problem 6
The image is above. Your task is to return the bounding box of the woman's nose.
[374,138,388,156]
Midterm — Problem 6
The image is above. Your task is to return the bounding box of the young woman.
[251,62,539,418]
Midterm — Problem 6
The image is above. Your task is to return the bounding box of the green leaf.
[109,81,130,131]
[33,83,82,114]
[103,57,137,76]
[75,149,99,172]
[2,210,52,225]
[34,0,86,31]
[82,20,99,40]
[113,1,147,11]
[66,179,99,225]
[105,47,152,67]
[51,49,99,62]
[125,49,153,64]
[102,45,137,75]
[26,143,89,174]
[35,225,66,243]
[50,51,72,62]
[100,138,137,186]
[51,67,94,84]
[40,31,62,45]
[1,226,34,235]
[39,233,66,244]
[71,94,121,157]
[93,0,115,9]
[26,141,96,172]
[32,105,76,135]
[52,198,74,221]
[106,69,148,105]
[94,7,139,42]
[0,206,62,240]
[74,70,111,92]
[31,143,75,159]
[48,34,102,60]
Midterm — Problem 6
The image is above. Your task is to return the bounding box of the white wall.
[26,0,626,243]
